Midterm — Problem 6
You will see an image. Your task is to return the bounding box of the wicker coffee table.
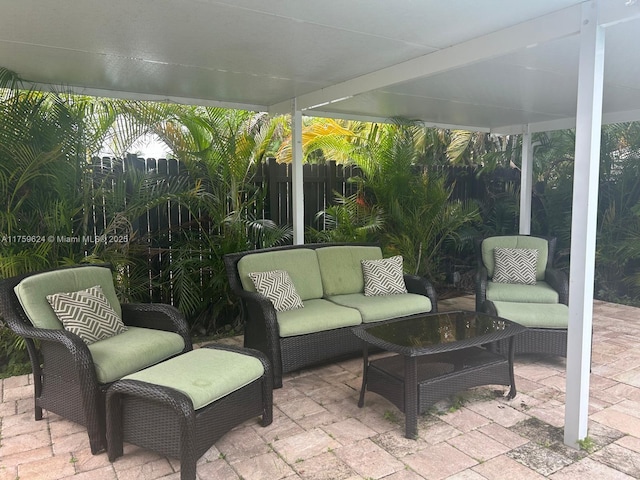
[352,310,526,438]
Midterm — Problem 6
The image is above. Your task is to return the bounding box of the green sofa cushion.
[491,301,568,329]
[316,245,382,296]
[326,293,432,323]
[122,347,264,410]
[237,249,323,301]
[482,236,549,281]
[486,281,559,304]
[14,266,121,330]
[88,326,185,384]
[277,298,362,337]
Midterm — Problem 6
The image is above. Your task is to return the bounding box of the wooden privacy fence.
[91,155,501,234]
[88,155,517,303]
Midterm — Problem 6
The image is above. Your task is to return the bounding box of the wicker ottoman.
[483,300,568,357]
[106,344,272,480]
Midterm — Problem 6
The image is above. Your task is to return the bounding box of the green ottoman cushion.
[326,293,432,323]
[122,348,265,410]
[491,301,568,329]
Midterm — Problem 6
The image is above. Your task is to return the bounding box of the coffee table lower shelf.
[358,347,515,438]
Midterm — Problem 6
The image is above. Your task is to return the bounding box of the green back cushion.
[482,236,548,281]
[14,266,121,330]
[237,249,323,301]
[316,246,382,296]
[122,347,264,410]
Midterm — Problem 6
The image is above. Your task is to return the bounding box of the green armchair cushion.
[276,299,362,337]
[482,236,549,282]
[316,245,382,296]
[326,293,432,323]
[122,347,264,410]
[486,281,559,304]
[237,249,323,301]
[88,326,186,384]
[491,301,568,329]
[14,266,121,330]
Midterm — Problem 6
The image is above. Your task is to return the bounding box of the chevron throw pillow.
[493,247,538,285]
[248,270,304,312]
[362,255,408,296]
[46,285,127,344]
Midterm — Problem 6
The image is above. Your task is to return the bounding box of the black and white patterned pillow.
[493,248,538,285]
[46,285,127,344]
[361,255,408,296]
[248,270,304,312]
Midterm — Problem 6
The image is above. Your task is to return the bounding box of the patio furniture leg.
[358,342,369,408]
[404,356,418,439]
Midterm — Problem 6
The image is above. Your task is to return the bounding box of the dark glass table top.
[351,310,526,357]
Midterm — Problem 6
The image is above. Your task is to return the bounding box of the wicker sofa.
[224,243,438,388]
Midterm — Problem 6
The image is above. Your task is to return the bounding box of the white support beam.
[519,126,533,235]
[270,4,581,116]
[291,100,305,245]
[564,0,604,449]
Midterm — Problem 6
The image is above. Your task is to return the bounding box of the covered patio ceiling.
[1,0,639,134]
[2,0,640,451]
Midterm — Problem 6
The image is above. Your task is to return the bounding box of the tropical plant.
[350,121,481,280]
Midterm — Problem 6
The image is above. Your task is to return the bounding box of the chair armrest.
[475,266,489,311]
[545,268,569,305]
[403,274,438,313]
[120,303,192,352]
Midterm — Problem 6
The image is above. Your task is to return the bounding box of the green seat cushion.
[276,298,362,337]
[482,236,549,282]
[88,326,185,384]
[122,347,264,410]
[486,281,559,304]
[327,293,432,323]
[491,301,568,329]
[14,266,121,330]
[316,245,382,296]
[237,249,323,301]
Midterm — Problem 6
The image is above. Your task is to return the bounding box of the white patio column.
[291,99,305,245]
[564,0,604,448]
[519,125,533,235]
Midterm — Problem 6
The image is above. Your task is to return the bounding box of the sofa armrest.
[121,303,193,352]
[475,266,489,311]
[545,268,569,305]
[403,274,438,313]
[234,289,284,387]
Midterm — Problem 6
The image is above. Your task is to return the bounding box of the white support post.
[564,0,604,448]
[519,126,533,235]
[291,100,305,245]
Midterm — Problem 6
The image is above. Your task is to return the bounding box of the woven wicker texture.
[106,344,273,480]
[224,243,438,388]
[0,264,192,454]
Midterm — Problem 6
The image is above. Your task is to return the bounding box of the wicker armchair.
[0,264,192,454]
[475,235,569,357]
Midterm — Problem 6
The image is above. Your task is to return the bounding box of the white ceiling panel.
[1,0,640,132]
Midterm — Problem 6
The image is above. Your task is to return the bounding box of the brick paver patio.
[2,296,640,479]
